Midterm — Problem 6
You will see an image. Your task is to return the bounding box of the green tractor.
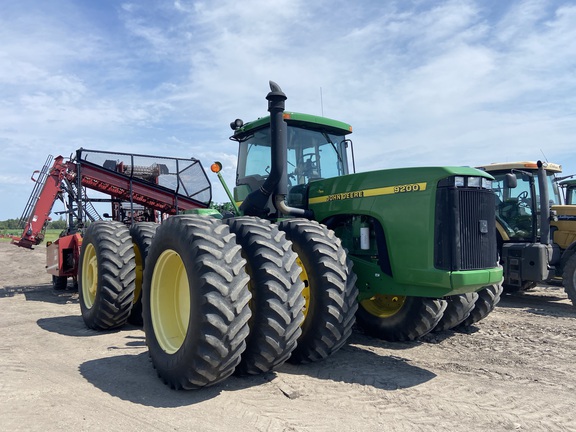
[76,82,502,390]
[227,81,502,343]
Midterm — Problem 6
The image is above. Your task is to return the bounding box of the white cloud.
[1,0,575,220]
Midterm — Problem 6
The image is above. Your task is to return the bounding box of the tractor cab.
[230,112,353,213]
[560,178,576,205]
[479,161,563,242]
[477,161,576,291]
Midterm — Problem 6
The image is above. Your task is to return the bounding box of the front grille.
[435,187,497,271]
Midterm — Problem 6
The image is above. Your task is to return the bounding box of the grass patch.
[0,229,62,244]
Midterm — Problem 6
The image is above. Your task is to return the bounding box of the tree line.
[1,202,235,233]
[0,218,67,231]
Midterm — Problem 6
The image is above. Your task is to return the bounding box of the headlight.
[481,178,492,189]
[454,176,465,187]
[467,177,481,188]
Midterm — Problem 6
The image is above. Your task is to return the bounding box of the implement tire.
[433,292,478,332]
[357,296,447,341]
[225,216,305,375]
[128,222,158,326]
[78,221,136,331]
[143,215,251,390]
[278,218,358,364]
[457,284,503,328]
[562,253,576,306]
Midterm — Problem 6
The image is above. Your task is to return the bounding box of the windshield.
[545,173,562,205]
[562,182,576,205]
[491,170,562,241]
[236,125,349,186]
[568,185,576,205]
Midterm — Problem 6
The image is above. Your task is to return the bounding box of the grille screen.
[435,187,497,271]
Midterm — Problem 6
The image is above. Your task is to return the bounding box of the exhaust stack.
[240,81,312,219]
[537,160,551,245]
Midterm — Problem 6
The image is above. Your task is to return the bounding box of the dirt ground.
[1,242,575,432]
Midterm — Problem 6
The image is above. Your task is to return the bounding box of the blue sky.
[1,0,575,220]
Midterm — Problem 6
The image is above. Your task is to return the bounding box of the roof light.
[230,119,243,130]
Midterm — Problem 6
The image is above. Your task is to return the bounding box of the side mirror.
[505,173,517,189]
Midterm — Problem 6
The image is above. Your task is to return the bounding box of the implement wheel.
[278,218,358,364]
[357,295,447,341]
[457,284,503,328]
[78,221,136,330]
[143,215,251,390]
[225,217,305,375]
[128,222,158,326]
[433,292,478,332]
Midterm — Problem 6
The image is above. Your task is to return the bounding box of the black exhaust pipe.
[239,82,287,217]
[537,160,551,245]
[240,81,312,219]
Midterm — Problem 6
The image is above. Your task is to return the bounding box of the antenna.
[320,87,324,116]
[540,149,549,162]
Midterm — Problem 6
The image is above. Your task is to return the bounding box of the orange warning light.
[211,162,222,173]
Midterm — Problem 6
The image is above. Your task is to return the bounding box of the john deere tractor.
[73,82,502,391]
[229,82,502,342]
[477,161,576,305]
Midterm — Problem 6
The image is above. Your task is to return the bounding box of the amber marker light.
[211,162,222,173]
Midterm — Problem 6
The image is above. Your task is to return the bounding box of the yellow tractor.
[477,161,576,304]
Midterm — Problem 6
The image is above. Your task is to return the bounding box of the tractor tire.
[278,218,358,364]
[128,222,159,326]
[225,216,305,375]
[78,221,136,331]
[356,295,447,341]
[433,292,478,332]
[457,284,503,328]
[562,253,576,306]
[142,215,251,390]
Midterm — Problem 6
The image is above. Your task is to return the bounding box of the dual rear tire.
[356,285,502,341]
[78,221,136,330]
[278,219,358,364]
[224,216,305,375]
[143,216,359,388]
[357,295,447,341]
[128,223,158,326]
[142,216,251,389]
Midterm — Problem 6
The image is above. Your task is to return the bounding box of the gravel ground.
[1,242,575,432]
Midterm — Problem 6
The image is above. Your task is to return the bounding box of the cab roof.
[232,111,353,139]
[477,161,562,173]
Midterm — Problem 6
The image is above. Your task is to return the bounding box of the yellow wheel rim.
[133,243,143,305]
[81,243,98,308]
[150,250,190,354]
[360,294,406,318]
[296,257,311,319]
